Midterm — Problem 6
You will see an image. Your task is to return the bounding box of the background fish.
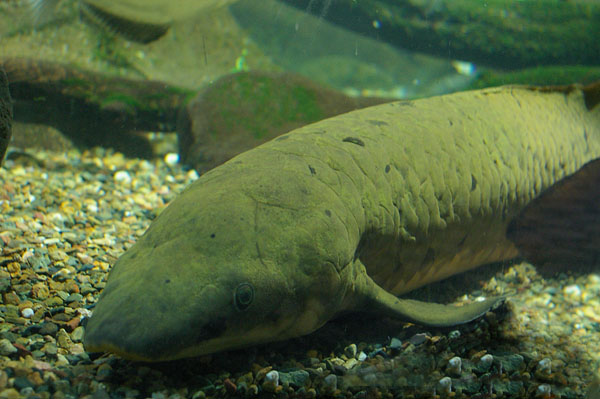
[29,0,239,42]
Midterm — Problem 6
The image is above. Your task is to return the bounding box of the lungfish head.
[83,172,352,361]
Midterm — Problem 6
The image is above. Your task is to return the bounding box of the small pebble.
[447,356,462,376]
[537,358,552,373]
[265,370,279,386]
[479,354,494,370]
[70,326,85,342]
[0,339,17,356]
[438,376,452,394]
[223,378,236,394]
[389,337,402,349]
[113,170,132,184]
[20,308,34,318]
[344,343,357,358]
[409,333,428,346]
[322,374,337,392]
[357,351,367,362]
[164,153,179,166]
[279,370,309,388]
[563,284,581,299]
[448,330,461,339]
[536,384,552,398]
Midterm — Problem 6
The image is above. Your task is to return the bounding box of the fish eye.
[234,283,254,311]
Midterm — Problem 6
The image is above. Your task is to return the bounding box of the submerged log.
[278,0,600,69]
[0,58,194,158]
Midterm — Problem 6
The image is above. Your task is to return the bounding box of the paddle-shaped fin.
[507,158,600,268]
[351,259,505,327]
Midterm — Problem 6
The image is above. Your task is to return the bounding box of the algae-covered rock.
[0,66,12,165]
[279,0,600,69]
[177,71,389,172]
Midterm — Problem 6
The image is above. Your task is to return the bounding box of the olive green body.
[84,85,600,361]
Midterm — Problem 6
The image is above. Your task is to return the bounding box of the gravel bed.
[0,149,599,399]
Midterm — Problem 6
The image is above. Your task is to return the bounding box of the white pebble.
[563,284,581,298]
[113,170,132,183]
[77,308,92,318]
[438,376,452,394]
[265,370,279,386]
[537,358,552,373]
[536,384,551,397]
[357,351,367,361]
[447,356,462,375]
[479,354,494,369]
[448,330,461,339]
[187,169,199,181]
[21,307,34,318]
[164,153,179,166]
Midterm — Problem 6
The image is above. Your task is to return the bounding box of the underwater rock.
[177,70,389,172]
[0,66,12,165]
[279,0,600,69]
[0,58,192,158]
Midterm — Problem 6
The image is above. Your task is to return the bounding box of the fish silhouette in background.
[28,0,239,42]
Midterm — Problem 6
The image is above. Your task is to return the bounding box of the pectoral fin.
[351,260,505,327]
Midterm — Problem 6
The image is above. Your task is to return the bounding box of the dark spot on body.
[448,120,453,126]
[342,137,365,146]
[210,233,216,238]
[422,248,435,265]
[471,175,478,191]
[325,209,331,217]
[457,234,467,247]
[368,120,388,127]
[385,164,391,173]
[165,279,171,284]
[308,165,316,175]
[391,101,413,107]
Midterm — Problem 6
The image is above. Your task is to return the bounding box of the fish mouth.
[82,271,230,362]
[83,307,229,362]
